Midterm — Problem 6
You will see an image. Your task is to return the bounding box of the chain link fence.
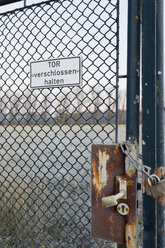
[0,0,119,247]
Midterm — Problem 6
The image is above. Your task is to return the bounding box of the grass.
[0,123,123,247]
[0,177,64,247]
[0,177,98,248]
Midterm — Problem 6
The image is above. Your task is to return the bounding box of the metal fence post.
[126,0,140,144]
[156,0,165,247]
[142,0,157,247]
[124,1,140,248]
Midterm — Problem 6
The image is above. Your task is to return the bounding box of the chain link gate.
[0,0,119,247]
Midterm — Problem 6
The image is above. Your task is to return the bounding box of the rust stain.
[126,220,137,248]
[128,236,131,243]
[126,167,136,178]
[127,180,134,187]
[125,144,138,247]
[156,167,165,205]
[113,144,120,155]
[91,144,128,243]
[92,150,109,192]
[110,225,115,238]
[109,214,115,237]
[125,143,137,177]
[143,175,152,196]
[110,162,115,170]
[109,214,115,224]
[156,167,165,179]
[157,195,165,205]
[134,95,139,105]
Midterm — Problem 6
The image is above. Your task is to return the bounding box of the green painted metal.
[126,0,140,143]
[142,0,157,247]
[123,0,141,248]
[156,0,165,247]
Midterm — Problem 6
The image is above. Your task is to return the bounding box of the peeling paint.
[157,195,165,205]
[156,167,165,205]
[126,220,137,248]
[125,143,138,248]
[92,150,109,192]
[113,144,120,155]
[136,68,140,77]
[125,144,137,177]
[134,95,139,104]
[156,167,165,179]
[91,144,137,244]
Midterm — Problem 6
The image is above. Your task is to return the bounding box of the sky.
[0,0,128,78]
[0,0,124,114]
[0,0,164,102]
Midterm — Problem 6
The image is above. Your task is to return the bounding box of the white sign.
[30,56,82,88]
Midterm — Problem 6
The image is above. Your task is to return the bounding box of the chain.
[120,142,160,182]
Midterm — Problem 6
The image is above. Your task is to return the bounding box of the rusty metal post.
[142,0,157,247]
[125,144,139,248]
[156,0,165,247]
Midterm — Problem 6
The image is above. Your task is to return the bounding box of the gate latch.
[91,144,137,244]
[102,178,127,208]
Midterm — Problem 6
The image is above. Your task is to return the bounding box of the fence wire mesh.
[0,0,119,247]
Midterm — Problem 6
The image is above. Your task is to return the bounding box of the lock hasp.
[91,144,137,244]
[91,144,126,243]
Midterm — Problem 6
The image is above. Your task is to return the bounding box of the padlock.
[149,178,165,198]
